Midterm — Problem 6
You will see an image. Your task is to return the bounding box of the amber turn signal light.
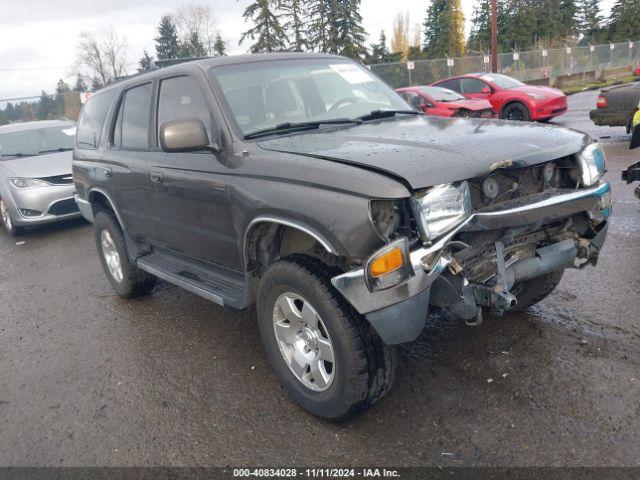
[369,247,405,277]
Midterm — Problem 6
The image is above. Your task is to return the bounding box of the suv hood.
[258,116,589,189]
[0,150,72,178]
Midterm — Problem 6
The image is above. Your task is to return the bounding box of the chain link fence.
[371,40,640,88]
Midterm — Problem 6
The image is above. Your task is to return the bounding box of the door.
[460,78,493,101]
[149,74,239,269]
[104,82,158,241]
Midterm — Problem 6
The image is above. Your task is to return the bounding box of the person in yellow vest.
[631,100,640,150]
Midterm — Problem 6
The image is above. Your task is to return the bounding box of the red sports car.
[432,73,567,122]
[634,61,640,76]
[396,86,495,118]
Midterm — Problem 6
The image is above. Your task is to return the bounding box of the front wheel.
[0,198,22,237]
[511,269,564,310]
[501,102,531,121]
[257,256,396,421]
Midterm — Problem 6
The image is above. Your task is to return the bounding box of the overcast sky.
[0,0,615,100]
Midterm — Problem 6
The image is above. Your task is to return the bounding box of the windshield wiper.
[39,147,73,154]
[355,109,423,121]
[245,118,361,139]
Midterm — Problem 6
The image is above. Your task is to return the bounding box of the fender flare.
[242,215,340,267]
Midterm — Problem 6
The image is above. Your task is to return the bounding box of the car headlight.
[8,177,50,189]
[576,143,606,186]
[526,92,546,100]
[411,181,471,242]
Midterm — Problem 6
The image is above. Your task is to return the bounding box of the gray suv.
[73,54,611,420]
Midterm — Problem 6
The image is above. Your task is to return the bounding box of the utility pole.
[491,0,498,73]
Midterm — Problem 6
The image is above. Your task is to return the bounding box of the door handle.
[150,171,163,184]
[104,167,113,178]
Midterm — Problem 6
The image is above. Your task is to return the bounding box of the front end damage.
[332,181,611,345]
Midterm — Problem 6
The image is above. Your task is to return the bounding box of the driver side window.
[157,76,214,141]
[460,78,489,94]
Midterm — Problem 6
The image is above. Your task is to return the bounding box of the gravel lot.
[1,88,639,467]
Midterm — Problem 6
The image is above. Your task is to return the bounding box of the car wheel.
[257,255,397,421]
[511,269,564,310]
[501,102,531,121]
[0,198,22,237]
[93,210,156,298]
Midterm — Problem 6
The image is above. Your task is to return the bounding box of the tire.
[93,210,156,298]
[257,255,396,421]
[0,198,22,237]
[511,269,564,310]
[500,102,531,121]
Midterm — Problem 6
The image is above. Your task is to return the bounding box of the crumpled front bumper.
[332,181,611,345]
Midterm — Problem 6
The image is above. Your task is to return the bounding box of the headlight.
[8,177,50,189]
[526,92,546,100]
[576,143,606,186]
[411,181,471,242]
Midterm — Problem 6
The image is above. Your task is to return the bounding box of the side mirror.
[481,86,492,94]
[159,118,218,153]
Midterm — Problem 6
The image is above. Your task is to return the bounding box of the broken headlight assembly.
[410,181,471,242]
[576,143,606,186]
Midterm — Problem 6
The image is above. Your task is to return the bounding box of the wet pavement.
[1,87,640,467]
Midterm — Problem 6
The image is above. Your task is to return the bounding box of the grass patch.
[562,76,639,95]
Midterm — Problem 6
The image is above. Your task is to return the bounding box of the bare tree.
[172,4,218,56]
[76,26,129,88]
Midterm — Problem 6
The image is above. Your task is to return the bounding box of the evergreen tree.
[55,79,70,117]
[423,0,465,58]
[576,0,602,41]
[73,74,87,93]
[330,0,367,60]
[213,33,227,57]
[467,0,492,53]
[281,0,307,52]
[155,15,180,60]
[138,50,154,72]
[560,0,578,36]
[4,103,19,122]
[608,0,640,42]
[180,31,207,58]
[240,0,288,53]
[38,91,57,120]
[366,30,391,64]
[308,0,333,52]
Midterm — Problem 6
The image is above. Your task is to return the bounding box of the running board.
[136,251,247,309]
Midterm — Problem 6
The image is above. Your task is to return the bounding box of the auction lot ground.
[1,88,639,467]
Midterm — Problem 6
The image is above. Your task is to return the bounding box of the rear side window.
[113,83,152,150]
[76,90,114,149]
[157,76,212,140]
[437,79,460,93]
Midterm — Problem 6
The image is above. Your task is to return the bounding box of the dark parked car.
[590,81,640,132]
[73,54,611,420]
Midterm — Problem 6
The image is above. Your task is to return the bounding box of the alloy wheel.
[272,292,335,392]
[0,199,12,231]
[100,229,124,283]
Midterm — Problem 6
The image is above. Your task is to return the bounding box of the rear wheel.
[0,198,22,237]
[511,269,564,310]
[501,102,531,121]
[93,210,156,298]
[257,255,396,421]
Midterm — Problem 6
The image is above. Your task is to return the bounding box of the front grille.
[468,156,579,210]
[48,198,79,216]
[39,174,73,186]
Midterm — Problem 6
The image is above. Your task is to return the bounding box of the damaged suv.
[73,54,611,420]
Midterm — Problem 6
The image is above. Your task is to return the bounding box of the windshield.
[419,87,465,101]
[209,59,410,137]
[0,125,77,159]
[478,74,524,90]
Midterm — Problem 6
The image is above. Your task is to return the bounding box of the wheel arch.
[88,188,126,230]
[243,216,342,275]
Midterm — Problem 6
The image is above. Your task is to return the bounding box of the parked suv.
[73,54,611,420]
